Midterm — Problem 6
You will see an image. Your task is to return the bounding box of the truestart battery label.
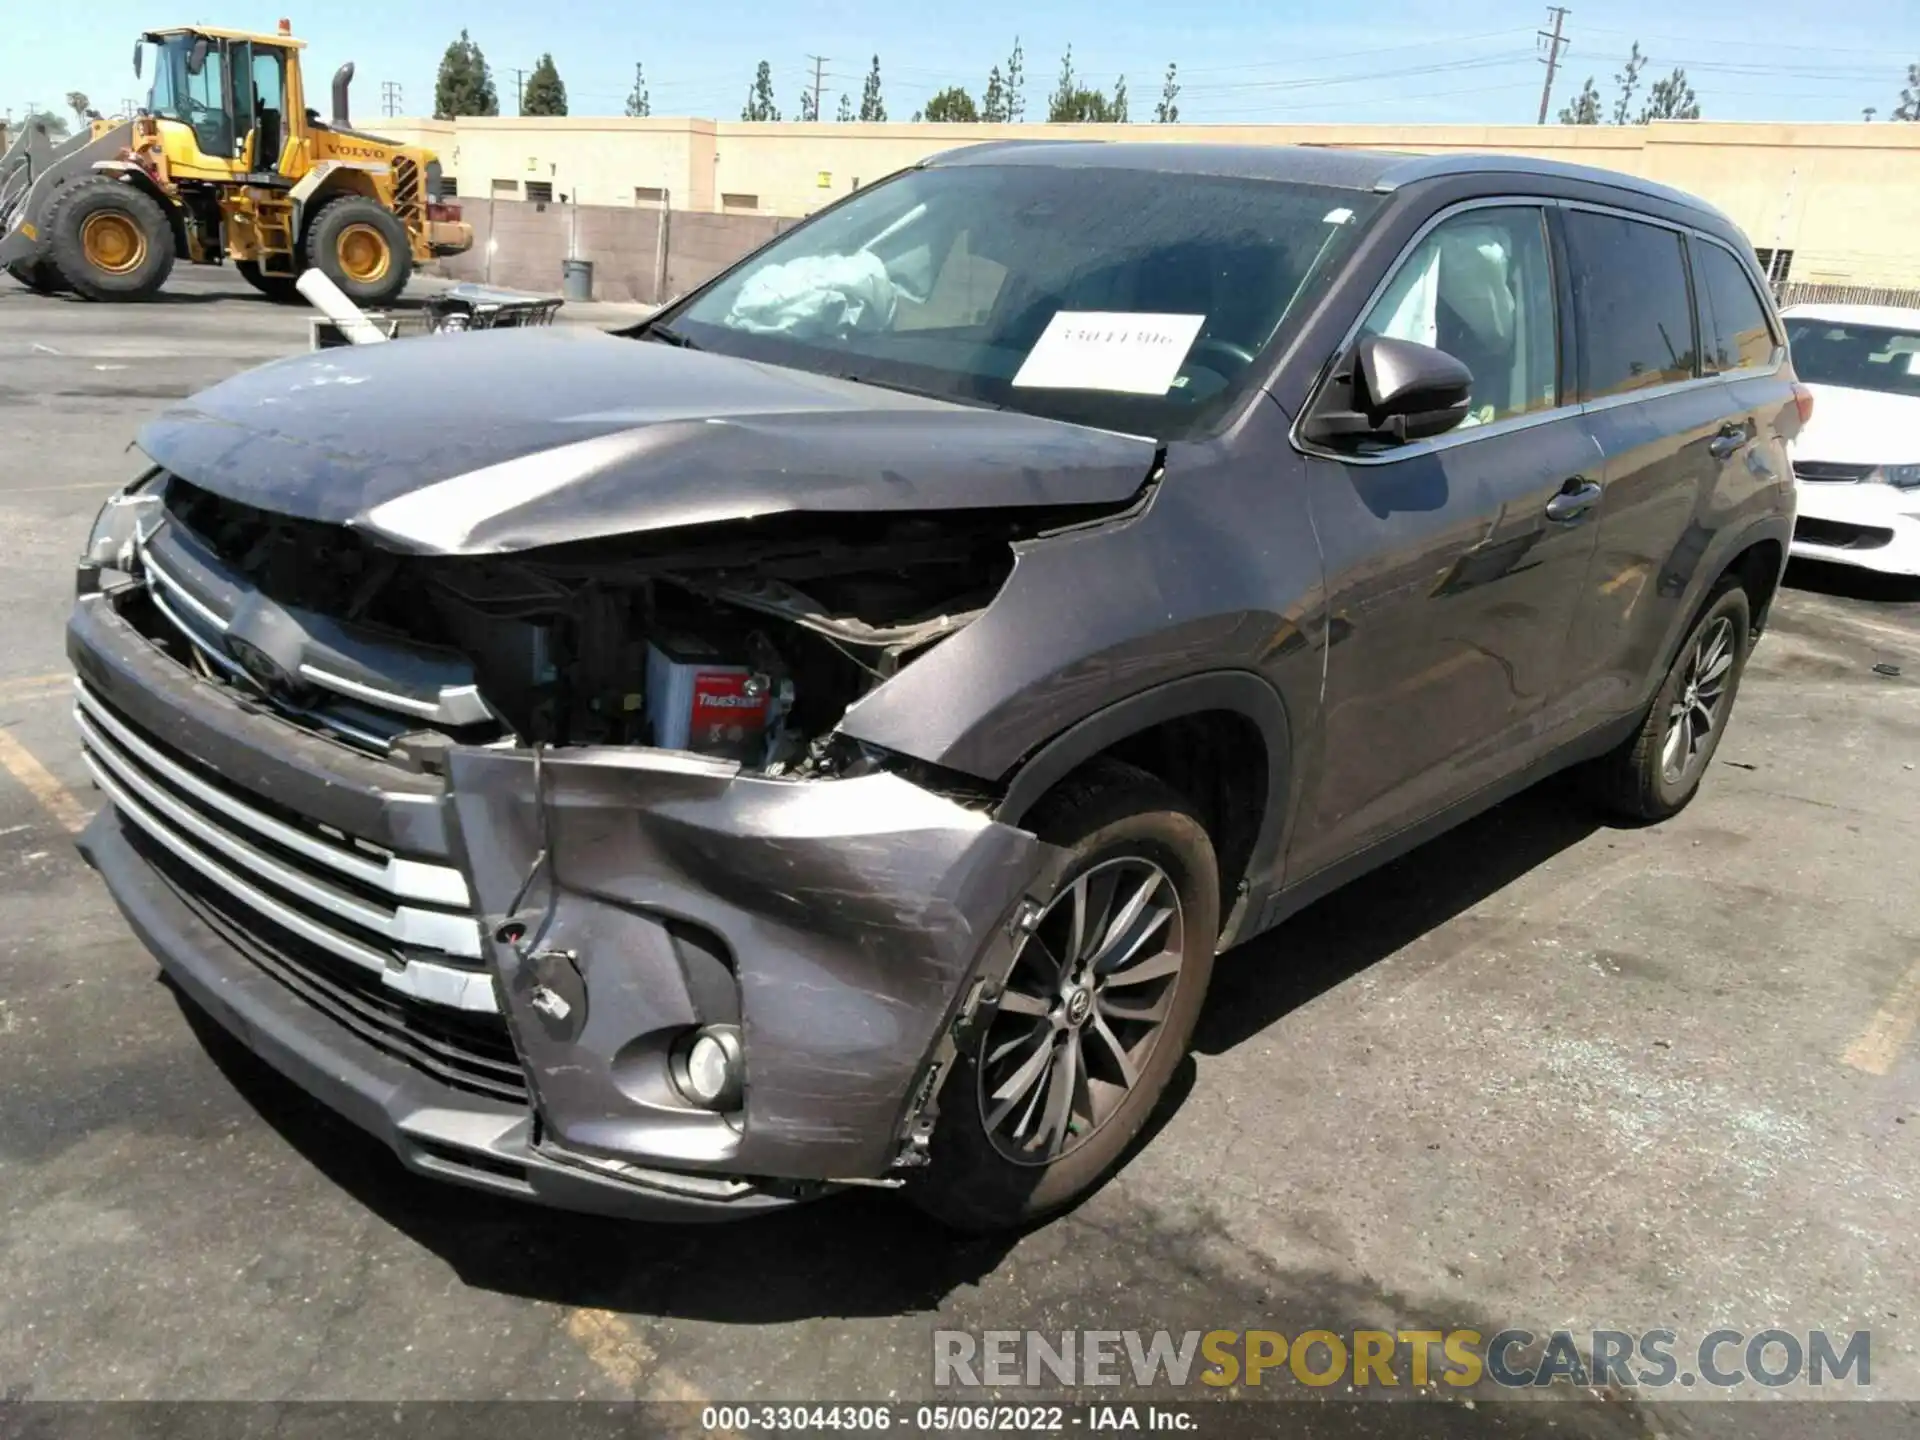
[690,670,770,750]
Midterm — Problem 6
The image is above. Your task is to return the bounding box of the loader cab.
[137,25,306,181]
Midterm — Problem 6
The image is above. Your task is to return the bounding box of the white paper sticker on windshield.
[1011,312,1207,396]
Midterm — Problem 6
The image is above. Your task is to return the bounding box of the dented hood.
[134,326,1159,555]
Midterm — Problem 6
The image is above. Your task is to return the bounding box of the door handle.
[1708,423,1747,462]
[1544,477,1603,523]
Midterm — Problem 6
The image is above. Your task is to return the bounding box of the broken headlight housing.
[77,469,164,595]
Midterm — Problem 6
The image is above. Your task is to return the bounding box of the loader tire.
[47,177,175,301]
[236,260,302,303]
[306,196,412,308]
[5,259,66,294]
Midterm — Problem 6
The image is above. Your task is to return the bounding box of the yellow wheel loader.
[0,21,471,304]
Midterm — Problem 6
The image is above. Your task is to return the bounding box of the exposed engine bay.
[156,476,1123,776]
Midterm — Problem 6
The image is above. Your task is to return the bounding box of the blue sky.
[9,1,1917,130]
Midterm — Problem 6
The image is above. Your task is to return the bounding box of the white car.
[1781,303,1920,576]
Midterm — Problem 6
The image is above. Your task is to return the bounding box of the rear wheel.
[47,177,175,301]
[5,258,66,294]
[235,259,301,303]
[305,195,412,307]
[1588,579,1752,822]
[910,761,1219,1233]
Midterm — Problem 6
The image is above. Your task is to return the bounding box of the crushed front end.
[68,470,1070,1218]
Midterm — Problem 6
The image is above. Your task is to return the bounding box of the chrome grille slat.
[135,522,496,734]
[79,708,481,959]
[76,681,469,908]
[76,684,496,1016]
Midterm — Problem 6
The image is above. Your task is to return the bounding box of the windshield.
[668,164,1379,439]
[144,34,231,155]
[1785,317,1920,399]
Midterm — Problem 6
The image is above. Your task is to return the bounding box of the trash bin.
[562,258,593,301]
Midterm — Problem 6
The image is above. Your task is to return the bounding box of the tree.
[1006,36,1026,122]
[1611,42,1646,126]
[836,93,854,122]
[1154,63,1179,123]
[798,89,819,121]
[1637,67,1700,122]
[434,30,498,118]
[1862,106,1877,122]
[624,62,650,117]
[1046,47,1127,122]
[21,108,69,140]
[742,60,780,121]
[859,55,886,121]
[1895,63,1920,121]
[521,53,566,115]
[925,86,979,122]
[66,91,92,126]
[982,66,1008,123]
[1558,76,1602,124]
[1047,44,1079,121]
[434,29,499,118]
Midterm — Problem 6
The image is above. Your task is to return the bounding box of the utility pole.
[510,68,527,115]
[807,56,829,121]
[381,81,402,117]
[1536,7,1570,123]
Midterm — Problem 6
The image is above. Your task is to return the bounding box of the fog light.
[671,1024,743,1111]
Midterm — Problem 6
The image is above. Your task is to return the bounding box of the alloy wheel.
[1662,616,1736,784]
[977,856,1187,1165]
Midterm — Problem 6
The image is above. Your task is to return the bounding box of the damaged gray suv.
[70,143,1802,1231]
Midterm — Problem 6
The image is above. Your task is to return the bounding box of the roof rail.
[1374,152,1732,225]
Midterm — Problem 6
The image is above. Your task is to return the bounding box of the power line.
[1537,7,1571,124]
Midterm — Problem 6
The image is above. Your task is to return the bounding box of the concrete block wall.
[436,198,790,304]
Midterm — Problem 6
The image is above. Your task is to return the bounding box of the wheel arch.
[289,162,383,243]
[995,671,1292,938]
[1655,514,1792,683]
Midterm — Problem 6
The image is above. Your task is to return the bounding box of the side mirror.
[187,38,208,76]
[133,41,143,79]
[1303,334,1475,448]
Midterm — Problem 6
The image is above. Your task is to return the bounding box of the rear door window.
[1562,210,1698,401]
[1694,243,1779,373]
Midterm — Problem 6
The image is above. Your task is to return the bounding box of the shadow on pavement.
[1783,556,1920,605]
[1197,779,1601,1055]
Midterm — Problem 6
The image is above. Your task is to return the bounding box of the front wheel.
[305,195,412,307]
[910,760,1219,1233]
[1588,579,1752,822]
[47,177,175,301]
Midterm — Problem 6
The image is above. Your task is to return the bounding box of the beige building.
[377,116,1920,296]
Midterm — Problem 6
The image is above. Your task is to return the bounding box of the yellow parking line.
[0,672,70,704]
[565,1308,726,1431]
[1842,956,1920,1077]
[0,725,90,835]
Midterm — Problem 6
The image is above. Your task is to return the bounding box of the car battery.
[645,636,773,761]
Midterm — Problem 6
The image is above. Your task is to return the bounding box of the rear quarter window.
[1694,243,1780,373]
[1562,210,1698,401]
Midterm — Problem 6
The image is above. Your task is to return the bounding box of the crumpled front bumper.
[69,588,1056,1218]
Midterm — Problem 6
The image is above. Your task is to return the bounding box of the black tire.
[910,760,1220,1233]
[5,258,65,294]
[1587,578,1752,822]
[235,259,302,303]
[305,195,412,307]
[47,177,175,301]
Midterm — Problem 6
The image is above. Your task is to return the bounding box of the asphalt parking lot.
[1,267,1917,1436]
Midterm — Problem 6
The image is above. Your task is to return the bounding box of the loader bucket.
[0,120,138,270]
